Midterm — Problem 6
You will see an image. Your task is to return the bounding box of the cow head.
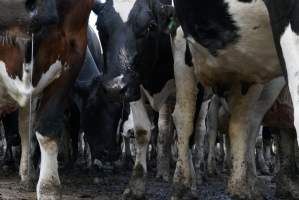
[93,0,174,102]
[0,0,58,45]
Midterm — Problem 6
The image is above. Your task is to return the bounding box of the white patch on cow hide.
[113,0,137,23]
[107,74,126,90]
[0,61,33,107]
[89,12,100,39]
[123,108,134,137]
[33,60,63,95]
[36,132,60,200]
[141,79,176,111]
[280,24,299,144]
[0,60,62,107]
[130,98,151,172]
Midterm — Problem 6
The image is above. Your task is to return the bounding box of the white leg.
[36,132,61,200]
[123,98,151,200]
[171,28,198,199]
[280,24,299,145]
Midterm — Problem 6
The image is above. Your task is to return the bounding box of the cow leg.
[34,96,67,200]
[156,102,173,182]
[224,133,232,173]
[36,132,61,200]
[275,129,299,199]
[226,84,264,199]
[19,106,36,191]
[216,134,225,170]
[256,134,270,175]
[262,127,273,172]
[122,134,134,169]
[227,77,285,199]
[2,110,20,170]
[171,38,198,200]
[207,95,220,176]
[123,99,151,200]
[193,101,209,183]
[279,25,299,146]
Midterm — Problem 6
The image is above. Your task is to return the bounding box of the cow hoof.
[123,163,146,200]
[276,175,299,200]
[171,182,197,200]
[123,188,146,200]
[156,172,170,182]
[20,179,36,192]
[37,183,62,200]
[227,177,264,200]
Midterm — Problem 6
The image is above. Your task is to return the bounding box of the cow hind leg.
[19,106,36,191]
[156,102,173,182]
[206,95,220,176]
[36,132,61,200]
[227,84,264,200]
[123,99,151,200]
[227,77,285,199]
[275,129,299,199]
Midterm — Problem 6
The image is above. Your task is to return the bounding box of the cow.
[92,0,177,199]
[0,0,94,199]
[262,0,299,148]
[0,0,58,193]
[172,0,287,199]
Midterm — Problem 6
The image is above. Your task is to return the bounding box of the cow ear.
[93,0,106,14]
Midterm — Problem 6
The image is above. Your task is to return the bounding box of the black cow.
[92,0,176,199]
[68,26,124,167]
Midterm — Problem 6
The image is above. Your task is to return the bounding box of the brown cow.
[0,0,94,199]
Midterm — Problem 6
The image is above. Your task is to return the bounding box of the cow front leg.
[156,102,174,182]
[171,30,198,199]
[275,129,299,199]
[19,106,36,191]
[255,134,270,175]
[123,99,151,200]
[206,95,220,176]
[36,132,61,200]
[193,101,209,183]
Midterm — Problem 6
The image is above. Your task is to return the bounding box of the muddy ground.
[0,165,288,200]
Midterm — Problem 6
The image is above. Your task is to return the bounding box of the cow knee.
[135,129,149,146]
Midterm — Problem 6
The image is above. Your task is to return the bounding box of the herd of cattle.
[0,0,298,199]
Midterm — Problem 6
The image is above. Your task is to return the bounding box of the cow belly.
[189,0,281,87]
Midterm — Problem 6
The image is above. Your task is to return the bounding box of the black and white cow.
[262,0,299,145]
[92,0,177,199]
[172,0,287,199]
[70,26,125,164]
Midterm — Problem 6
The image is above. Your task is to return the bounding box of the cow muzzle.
[102,74,140,102]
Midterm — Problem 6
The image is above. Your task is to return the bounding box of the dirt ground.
[0,165,288,200]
